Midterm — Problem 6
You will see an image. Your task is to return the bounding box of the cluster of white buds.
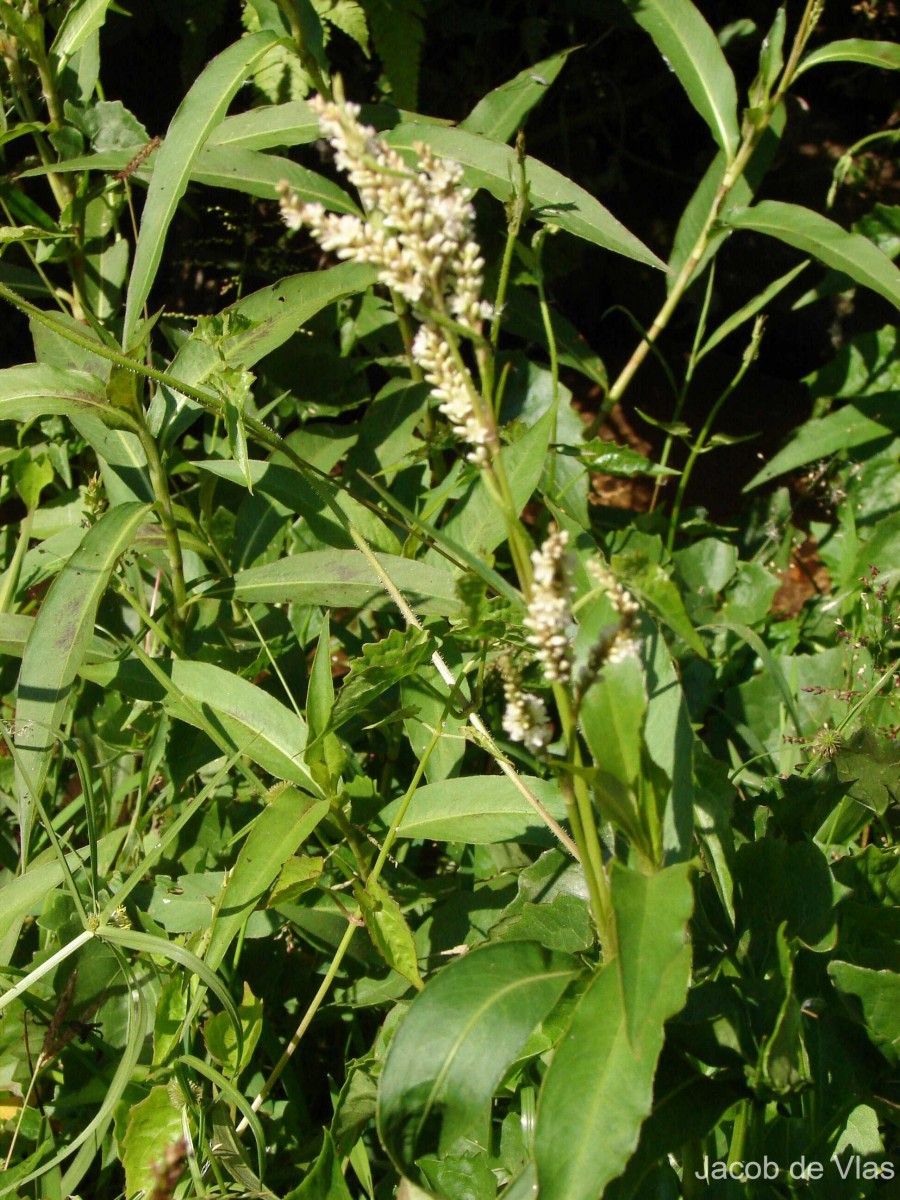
[587,559,642,664]
[500,658,552,754]
[524,528,575,683]
[278,96,493,461]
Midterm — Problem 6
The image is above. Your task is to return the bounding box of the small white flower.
[524,529,575,683]
[500,659,552,753]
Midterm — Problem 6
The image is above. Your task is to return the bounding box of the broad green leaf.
[623,0,740,159]
[378,942,576,1168]
[579,656,646,788]
[284,1131,353,1200]
[380,775,569,845]
[331,626,435,732]
[152,262,378,444]
[206,99,320,151]
[50,0,113,64]
[744,396,900,490]
[14,502,149,855]
[80,658,319,792]
[383,124,664,269]
[795,38,900,77]
[195,457,399,554]
[204,792,329,971]
[460,48,575,143]
[574,442,678,478]
[0,224,72,244]
[355,878,423,990]
[534,863,694,1200]
[123,30,280,348]
[121,1086,184,1200]
[230,550,460,615]
[724,201,900,310]
[0,363,135,429]
[204,982,264,1076]
[432,404,555,560]
[190,144,358,212]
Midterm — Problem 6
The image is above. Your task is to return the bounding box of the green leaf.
[204,792,329,971]
[80,658,320,792]
[14,502,149,855]
[724,201,900,310]
[121,1085,184,1200]
[795,38,900,77]
[331,626,435,732]
[580,656,646,789]
[285,1131,353,1200]
[379,775,569,845]
[204,981,264,1076]
[378,942,576,1169]
[206,99,320,150]
[534,863,694,1200]
[828,962,900,1065]
[433,405,555,560]
[623,0,740,159]
[0,224,73,244]
[697,260,808,363]
[190,144,358,212]
[460,48,575,143]
[363,0,425,109]
[0,363,135,429]
[230,550,460,615]
[122,30,280,348]
[355,877,423,990]
[50,0,113,65]
[153,262,378,444]
[612,549,707,657]
[383,124,665,269]
[744,395,900,490]
[574,442,678,478]
[195,457,398,554]
[12,451,54,511]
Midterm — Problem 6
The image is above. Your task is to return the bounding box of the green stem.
[553,683,617,957]
[0,508,34,613]
[589,0,822,428]
[237,727,443,1131]
[133,418,187,647]
[666,317,763,552]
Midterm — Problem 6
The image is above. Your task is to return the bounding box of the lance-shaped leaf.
[723,201,900,310]
[461,48,575,143]
[230,550,460,615]
[534,862,694,1200]
[622,0,740,160]
[123,30,280,348]
[80,658,320,793]
[384,124,664,269]
[378,942,577,1171]
[14,502,149,859]
[0,364,135,429]
[50,0,113,64]
[795,38,900,77]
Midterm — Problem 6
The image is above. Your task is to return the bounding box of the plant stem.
[237,728,443,1131]
[133,419,187,648]
[665,317,763,552]
[591,0,822,428]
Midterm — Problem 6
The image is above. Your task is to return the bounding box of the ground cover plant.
[0,1,898,1197]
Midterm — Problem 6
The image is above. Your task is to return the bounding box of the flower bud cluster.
[278,97,493,460]
[587,559,641,664]
[524,529,576,683]
[500,658,552,754]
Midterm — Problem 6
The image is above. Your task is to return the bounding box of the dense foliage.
[0,2,898,1198]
